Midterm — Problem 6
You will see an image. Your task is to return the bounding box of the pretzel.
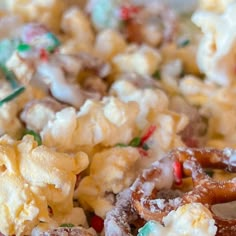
[131,148,236,236]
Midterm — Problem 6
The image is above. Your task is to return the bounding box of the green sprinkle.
[60,223,75,228]
[129,137,141,147]
[178,38,190,48]
[152,70,161,80]
[0,66,26,106]
[0,65,19,89]
[142,143,149,150]
[116,143,128,147]
[0,86,25,107]
[23,129,42,145]
[17,43,31,52]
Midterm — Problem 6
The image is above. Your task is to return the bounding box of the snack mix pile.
[0,0,236,235]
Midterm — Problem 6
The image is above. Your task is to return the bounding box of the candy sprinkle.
[0,86,25,107]
[119,5,140,21]
[23,129,42,146]
[138,147,148,157]
[91,215,104,233]
[17,43,31,52]
[60,223,75,228]
[129,137,141,147]
[141,125,157,145]
[39,49,49,62]
[173,161,182,185]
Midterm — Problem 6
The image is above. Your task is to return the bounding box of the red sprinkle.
[91,215,104,233]
[138,147,148,157]
[119,5,141,21]
[141,125,157,145]
[173,161,182,185]
[39,49,49,61]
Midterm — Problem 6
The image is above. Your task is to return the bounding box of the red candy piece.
[120,5,141,21]
[39,49,49,62]
[91,215,104,233]
[141,125,156,145]
[173,161,182,185]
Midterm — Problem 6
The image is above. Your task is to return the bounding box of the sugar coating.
[138,203,217,236]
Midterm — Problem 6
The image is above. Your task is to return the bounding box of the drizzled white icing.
[131,157,174,197]
[223,148,236,166]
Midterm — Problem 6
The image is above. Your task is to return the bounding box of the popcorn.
[61,7,95,53]
[148,111,187,159]
[110,79,169,129]
[77,146,141,217]
[0,173,47,236]
[0,134,89,235]
[5,0,65,32]
[199,0,234,12]
[178,74,236,148]
[192,1,236,85]
[0,102,23,138]
[52,207,88,228]
[94,29,127,60]
[0,81,23,138]
[112,44,161,76]
[138,203,217,236]
[202,88,236,148]
[41,97,139,151]
[111,79,187,166]
[6,51,35,84]
[179,75,217,105]
[59,38,93,54]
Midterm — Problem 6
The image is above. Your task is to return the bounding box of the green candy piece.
[91,0,122,30]
[138,221,160,236]
[0,38,20,65]
[17,43,31,52]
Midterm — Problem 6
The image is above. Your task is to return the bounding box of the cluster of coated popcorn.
[138,203,217,236]
[193,0,236,86]
[0,135,88,235]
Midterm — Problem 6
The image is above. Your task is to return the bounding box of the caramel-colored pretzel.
[131,148,236,236]
[104,189,145,236]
